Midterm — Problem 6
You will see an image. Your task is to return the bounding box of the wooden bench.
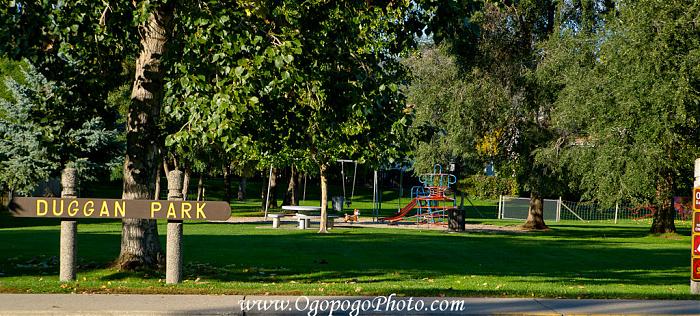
[268,213,285,228]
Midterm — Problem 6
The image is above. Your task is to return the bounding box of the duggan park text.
[8,197,231,221]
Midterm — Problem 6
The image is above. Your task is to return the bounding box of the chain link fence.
[497,196,693,223]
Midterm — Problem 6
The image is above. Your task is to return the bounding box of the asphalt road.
[0,294,698,315]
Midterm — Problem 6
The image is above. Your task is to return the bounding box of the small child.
[344,208,360,223]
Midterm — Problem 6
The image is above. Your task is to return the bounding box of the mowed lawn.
[0,217,696,300]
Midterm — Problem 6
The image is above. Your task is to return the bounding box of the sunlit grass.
[0,219,696,299]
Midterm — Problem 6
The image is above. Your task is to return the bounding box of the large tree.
[0,1,177,269]
[537,0,700,233]
[284,0,423,233]
[164,0,424,233]
[0,59,119,195]
[117,1,175,269]
[413,1,560,229]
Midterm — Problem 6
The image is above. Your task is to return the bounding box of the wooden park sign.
[9,197,231,221]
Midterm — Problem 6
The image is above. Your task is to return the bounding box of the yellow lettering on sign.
[181,202,192,219]
[150,202,162,218]
[167,203,177,219]
[37,200,48,216]
[52,199,63,216]
[196,203,206,219]
[83,201,94,216]
[99,201,110,217]
[114,201,125,217]
[67,201,79,216]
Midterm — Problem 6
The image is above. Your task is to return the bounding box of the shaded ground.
[0,216,695,299]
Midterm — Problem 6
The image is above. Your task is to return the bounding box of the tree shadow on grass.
[0,223,691,298]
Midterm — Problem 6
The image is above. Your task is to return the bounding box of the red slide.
[380,198,417,222]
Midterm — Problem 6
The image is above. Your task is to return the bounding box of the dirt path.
[216,216,527,234]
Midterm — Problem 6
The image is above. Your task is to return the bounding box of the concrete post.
[692,158,700,295]
[166,170,184,284]
[60,167,77,282]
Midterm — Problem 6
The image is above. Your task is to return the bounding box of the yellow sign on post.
[8,197,231,221]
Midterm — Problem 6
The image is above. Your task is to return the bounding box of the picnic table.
[279,206,337,229]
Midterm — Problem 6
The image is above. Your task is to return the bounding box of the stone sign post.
[166,170,184,284]
[8,188,231,283]
[60,167,77,282]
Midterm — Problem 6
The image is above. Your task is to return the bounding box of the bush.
[457,175,518,199]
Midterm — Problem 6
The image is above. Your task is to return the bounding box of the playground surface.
[223,216,527,233]
[0,294,698,315]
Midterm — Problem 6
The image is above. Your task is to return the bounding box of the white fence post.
[556,197,561,222]
[614,203,619,224]
[498,195,503,219]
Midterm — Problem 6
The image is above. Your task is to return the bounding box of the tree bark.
[650,173,676,233]
[196,173,205,201]
[154,164,161,200]
[283,165,298,206]
[223,163,232,203]
[116,2,173,270]
[319,164,329,233]
[237,176,247,201]
[522,192,548,230]
[261,168,278,210]
[182,166,190,200]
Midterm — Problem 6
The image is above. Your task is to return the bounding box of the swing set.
[286,159,360,209]
[337,159,358,208]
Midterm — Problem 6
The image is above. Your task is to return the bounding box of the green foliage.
[0,1,136,123]
[536,0,700,207]
[406,44,509,176]
[0,60,119,194]
[408,1,567,198]
[0,62,58,194]
[163,0,426,177]
[1,2,133,186]
[0,57,28,102]
[457,174,518,199]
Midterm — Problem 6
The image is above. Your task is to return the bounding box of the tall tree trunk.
[223,164,232,203]
[237,176,247,201]
[523,192,548,230]
[283,165,298,206]
[154,166,161,200]
[261,168,278,210]
[650,173,676,233]
[182,166,190,200]
[196,173,205,201]
[319,164,329,233]
[116,2,173,270]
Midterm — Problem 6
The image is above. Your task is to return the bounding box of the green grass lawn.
[0,216,696,299]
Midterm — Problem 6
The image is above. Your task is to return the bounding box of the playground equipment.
[338,159,358,208]
[380,164,457,225]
